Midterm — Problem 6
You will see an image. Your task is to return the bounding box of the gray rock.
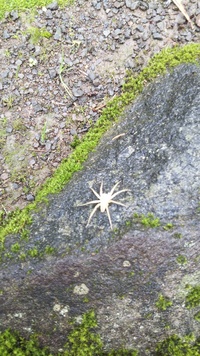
[45,9,53,19]
[53,27,62,41]
[32,103,43,113]
[26,194,35,201]
[1,70,9,78]
[136,25,145,32]
[124,28,131,38]
[10,10,19,20]
[47,1,58,10]
[152,32,163,40]
[48,69,57,78]
[114,1,124,9]
[1,64,200,354]
[3,30,10,39]
[6,126,13,133]
[10,10,19,21]
[125,0,140,10]
[15,59,22,66]
[45,141,52,151]
[103,29,111,37]
[92,0,102,10]
[72,86,84,97]
[139,1,149,10]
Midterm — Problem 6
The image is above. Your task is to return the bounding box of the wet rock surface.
[0,0,200,214]
[0,64,200,354]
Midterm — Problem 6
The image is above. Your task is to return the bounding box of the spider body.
[79,181,129,229]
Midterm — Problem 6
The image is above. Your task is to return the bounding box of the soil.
[0,0,199,218]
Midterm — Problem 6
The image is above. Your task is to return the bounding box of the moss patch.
[0,311,199,355]
[155,334,200,356]
[0,0,74,19]
[135,212,161,228]
[185,285,200,309]
[0,329,50,355]
[63,310,103,355]
[155,294,173,311]
[0,43,200,253]
[25,26,52,44]
[176,255,188,265]
[0,311,138,355]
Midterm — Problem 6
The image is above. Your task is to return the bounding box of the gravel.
[0,0,199,215]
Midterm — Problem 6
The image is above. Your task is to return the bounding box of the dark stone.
[0,64,200,354]
[152,32,163,40]
[139,1,149,11]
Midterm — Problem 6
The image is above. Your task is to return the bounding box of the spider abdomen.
[100,193,112,212]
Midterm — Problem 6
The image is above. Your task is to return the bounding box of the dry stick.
[59,53,74,99]
[112,133,126,141]
[172,0,194,29]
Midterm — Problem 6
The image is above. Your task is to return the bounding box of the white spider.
[79,181,129,229]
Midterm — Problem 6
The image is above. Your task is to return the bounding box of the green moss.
[155,294,173,311]
[20,229,30,241]
[0,0,75,19]
[0,329,50,355]
[155,334,200,356]
[10,242,21,253]
[0,311,138,355]
[173,233,183,239]
[13,118,28,132]
[63,310,103,355]
[44,245,56,254]
[185,285,200,309]
[194,311,200,322]
[70,135,82,149]
[25,26,52,44]
[176,255,187,265]
[133,212,160,228]
[27,247,39,258]
[1,312,199,355]
[0,43,200,255]
[141,213,160,228]
[19,252,27,260]
[163,223,174,230]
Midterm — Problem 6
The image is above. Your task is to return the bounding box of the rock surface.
[0,0,200,214]
[0,64,200,354]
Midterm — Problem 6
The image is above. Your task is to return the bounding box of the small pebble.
[1,173,9,180]
[26,194,35,201]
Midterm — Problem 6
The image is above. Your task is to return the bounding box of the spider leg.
[111,189,130,199]
[106,207,113,230]
[100,181,103,195]
[109,200,126,207]
[109,181,120,195]
[79,200,100,207]
[90,186,101,199]
[86,203,101,227]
